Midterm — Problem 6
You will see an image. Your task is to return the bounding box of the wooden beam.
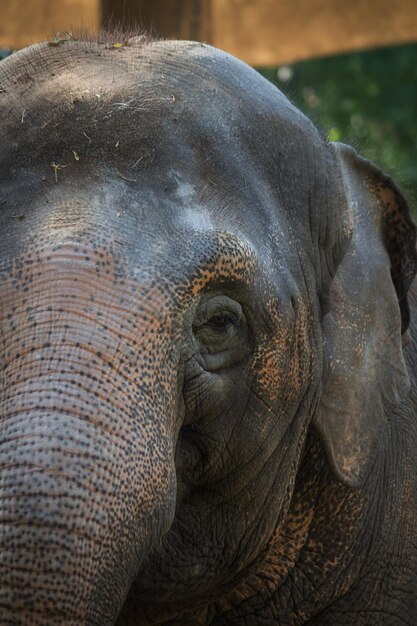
[101,0,417,65]
[0,0,99,50]
[210,0,417,65]
[1,0,417,65]
[101,0,212,41]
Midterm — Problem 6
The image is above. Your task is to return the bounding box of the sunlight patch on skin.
[181,206,214,232]
[174,181,196,202]
[171,173,201,212]
[170,170,215,232]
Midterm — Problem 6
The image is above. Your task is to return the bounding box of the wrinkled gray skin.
[1,35,417,625]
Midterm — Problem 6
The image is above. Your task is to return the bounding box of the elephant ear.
[314,142,417,487]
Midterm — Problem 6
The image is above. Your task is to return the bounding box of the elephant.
[1,32,417,626]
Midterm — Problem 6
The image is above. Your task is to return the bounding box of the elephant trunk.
[0,305,179,624]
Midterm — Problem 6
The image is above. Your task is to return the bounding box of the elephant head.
[0,35,416,624]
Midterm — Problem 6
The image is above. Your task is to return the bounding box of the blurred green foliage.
[259,43,417,209]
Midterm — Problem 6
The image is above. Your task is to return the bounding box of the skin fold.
[0,33,416,625]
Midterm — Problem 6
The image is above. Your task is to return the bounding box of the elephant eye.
[192,294,249,364]
[204,313,239,330]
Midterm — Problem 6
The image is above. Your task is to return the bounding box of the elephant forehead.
[0,36,319,189]
[0,37,301,129]
[1,164,263,270]
[0,196,262,299]
[0,36,320,302]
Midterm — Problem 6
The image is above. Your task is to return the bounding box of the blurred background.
[1,0,417,206]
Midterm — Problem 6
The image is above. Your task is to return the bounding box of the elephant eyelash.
[203,313,240,330]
